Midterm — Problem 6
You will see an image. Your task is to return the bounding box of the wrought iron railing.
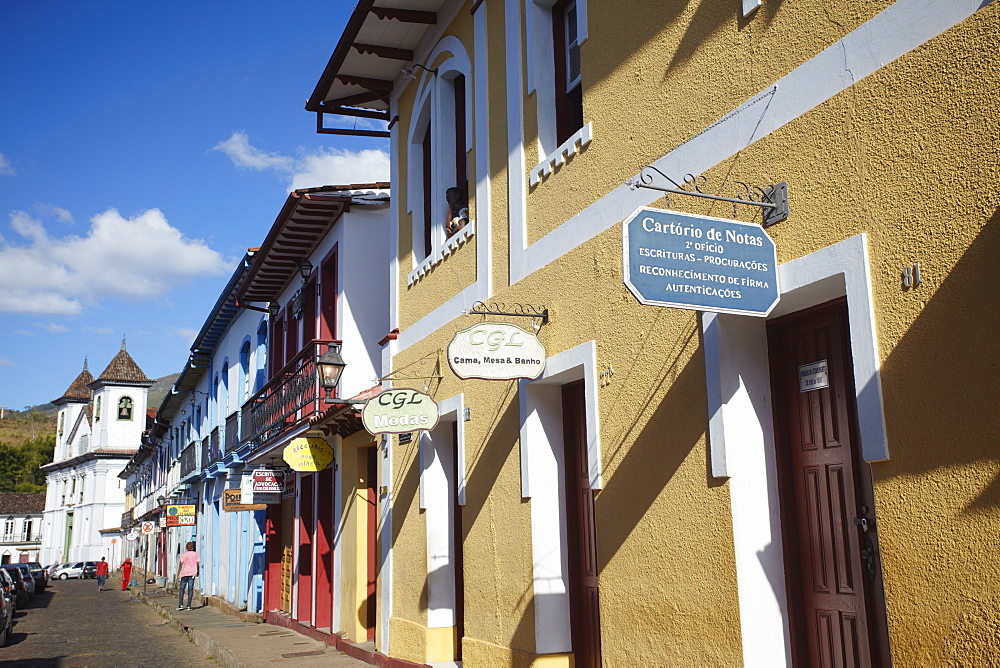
[246,340,338,448]
[200,435,213,469]
[121,509,134,529]
[180,443,196,477]
[225,412,239,453]
[0,533,41,545]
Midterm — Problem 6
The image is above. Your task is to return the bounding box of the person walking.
[121,557,132,590]
[95,557,109,590]
[176,542,200,611]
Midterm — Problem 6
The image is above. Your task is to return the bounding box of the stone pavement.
[130,573,370,667]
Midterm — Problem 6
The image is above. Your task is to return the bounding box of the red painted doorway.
[562,380,602,668]
[767,299,891,667]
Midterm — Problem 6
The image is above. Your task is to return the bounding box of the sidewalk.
[125,573,371,667]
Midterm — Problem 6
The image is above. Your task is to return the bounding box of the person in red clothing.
[121,558,132,590]
[95,557,109,590]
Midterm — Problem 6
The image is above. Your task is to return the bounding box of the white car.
[50,562,85,579]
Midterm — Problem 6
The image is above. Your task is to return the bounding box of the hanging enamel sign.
[362,388,439,435]
[283,437,334,472]
[448,322,546,380]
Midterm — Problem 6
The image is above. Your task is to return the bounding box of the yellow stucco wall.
[385,0,1000,665]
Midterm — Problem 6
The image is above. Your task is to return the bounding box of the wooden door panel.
[769,300,881,667]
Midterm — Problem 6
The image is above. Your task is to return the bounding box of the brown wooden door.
[562,380,602,668]
[768,299,888,667]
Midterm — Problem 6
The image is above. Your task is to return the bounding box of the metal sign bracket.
[627,166,789,226]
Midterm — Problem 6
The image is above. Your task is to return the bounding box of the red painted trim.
[314,467,334,630]
[296,474,315,624]
[378,329,400,346]
[263,503,283,613]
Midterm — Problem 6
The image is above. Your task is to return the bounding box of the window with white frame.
[407,46,472,269]
[528,0,590,174]
[3,517,14,541]
[22,517,32,541]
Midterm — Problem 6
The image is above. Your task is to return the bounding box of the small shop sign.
[252,469,284,493]
[140,521,155,535]
[448,322,546,380]
[242,473,280,505]
[798,360,830,392]
[223,488,266,512]
[165,504,197,527]
[623,207,779,317]
[362,388,439,435]
[283,437,334,472]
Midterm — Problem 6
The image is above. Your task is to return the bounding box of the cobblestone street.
[1,575,214,667]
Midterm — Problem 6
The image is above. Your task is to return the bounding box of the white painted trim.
[518,340,599,654]
[437,394,467,506]
[704,233,888,667]
[529,122,593,186]
[378,434,392,652]
[506,0,529,285]
[473,3,493,299]
[406,222,476,285]
[742,0,761,17]
[421,425,456,628]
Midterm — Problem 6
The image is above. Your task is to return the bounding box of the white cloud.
[0,153,13,176]
[168,327,199,344]
[36,204,74,223]
[13,330,32,336]
[213,132,389,191]
[288,148,390,191]
[213,131,293,172]
[0,208,228,315]
[0,357,12,367]
[86,326,114,334]
[36,322,68,333]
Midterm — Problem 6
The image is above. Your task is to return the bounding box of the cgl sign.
[362,388,439,435]
[448,322,546,380]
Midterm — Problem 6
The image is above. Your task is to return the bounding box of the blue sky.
[0,1,390,409]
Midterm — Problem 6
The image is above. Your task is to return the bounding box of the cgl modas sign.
[623,207,779,317]
[448,322,546,380]
[362,388,439,435]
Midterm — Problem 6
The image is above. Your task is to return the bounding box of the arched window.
[117,396,134,420]
[3,517,14,541]
[240,341,251,403]
[21,517,32,541]
[255,320,268,393]
[95,396,102,421]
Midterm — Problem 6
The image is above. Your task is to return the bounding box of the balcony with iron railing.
[180,442,197,477]
[225,411,239,454]
[0,532,41,545]
[245,340,338,449]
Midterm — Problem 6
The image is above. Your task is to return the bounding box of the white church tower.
[40,340,153,566]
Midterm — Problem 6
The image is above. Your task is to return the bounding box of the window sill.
[407,221,476,286]
[529,122,593,187]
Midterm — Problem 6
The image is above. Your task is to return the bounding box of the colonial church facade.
[39,342,152,565]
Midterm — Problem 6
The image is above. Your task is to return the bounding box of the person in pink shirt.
[176,541,200,610]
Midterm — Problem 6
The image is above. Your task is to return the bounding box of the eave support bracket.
[627,165,789,226]
[467,301,549,327]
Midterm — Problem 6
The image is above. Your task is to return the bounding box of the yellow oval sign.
[283,437,334,472]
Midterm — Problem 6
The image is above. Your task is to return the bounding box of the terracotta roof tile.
[58,359,94,402]
[0,493,45,514]
[94,342,151,384]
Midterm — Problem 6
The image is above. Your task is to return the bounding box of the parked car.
[0,568,16,614]
[51,562,85,580]
[10,565,35,601]
[81,562,98,579]
[24,562,47,591]
[0,570,11,647]
[0,565,30,607]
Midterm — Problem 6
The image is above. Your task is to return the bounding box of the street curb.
[137,590,243,668]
